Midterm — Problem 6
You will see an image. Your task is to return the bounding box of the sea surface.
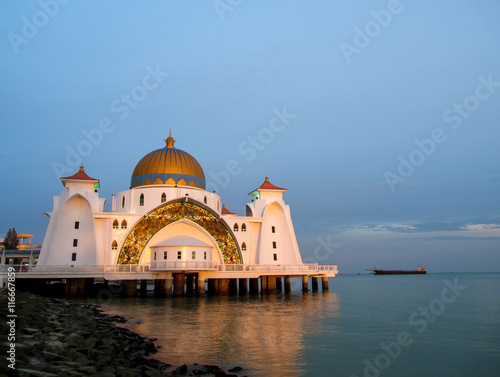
[99,273,500,377]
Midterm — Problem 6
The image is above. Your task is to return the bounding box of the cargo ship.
[370,266,427,275]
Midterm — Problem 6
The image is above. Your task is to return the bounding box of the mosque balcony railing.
[0,264,151,274]
[150,261,218,270]
[1,263,338,275]
[218,264,338,273]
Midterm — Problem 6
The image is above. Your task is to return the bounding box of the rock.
[17,368,57,377]
[228,366,243,372]
[44,340,64,353]
[84,337,97,349]
[78,365,97,374]
[171,364,188,375]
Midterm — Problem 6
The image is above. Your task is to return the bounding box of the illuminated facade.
[38,132,305,273]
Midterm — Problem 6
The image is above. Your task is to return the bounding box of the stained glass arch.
[117,198,242,264]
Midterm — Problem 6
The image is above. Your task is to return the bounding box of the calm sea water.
[99,273,500,377]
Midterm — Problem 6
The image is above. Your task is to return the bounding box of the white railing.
[217,263,338,273]
[0,263,337,275]
[0,264,150,274]
[149,261,218,270]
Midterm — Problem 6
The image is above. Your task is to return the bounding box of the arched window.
[234,223,239,232]
[242,242,247,251]
[204,196,207,204]
[121,220,127,229]
[161,193,166,203]
[121,196,125,209]
[139,193,144,206]
[112,219,119,229]
[111,240,118,250]
[217,201,219,211]
[241,223,246,232]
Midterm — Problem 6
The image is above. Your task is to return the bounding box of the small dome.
[131,132,206,189]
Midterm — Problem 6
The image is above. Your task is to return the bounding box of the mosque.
[31,132,337,296]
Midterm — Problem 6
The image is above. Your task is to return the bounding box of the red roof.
[61,166,98,181]
[221,204,237,215]
[249,177,287,195]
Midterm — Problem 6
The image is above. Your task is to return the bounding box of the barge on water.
[370,266,427,275]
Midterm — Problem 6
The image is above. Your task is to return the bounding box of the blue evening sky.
[1,1,499,273]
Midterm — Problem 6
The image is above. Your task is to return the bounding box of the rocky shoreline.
[0,291,246,377]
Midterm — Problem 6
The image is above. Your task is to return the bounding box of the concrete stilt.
[322,276,329,292]
[64,278,73,296]
[261,276,268,295]
[284,276,291,294]
[83,278,94,298]
[238,278,248,296]
[154,279,165,297]
[276,277,283,292]
[186,274,194,296]
[229,279,238,295]
[267,276,277,295]
[311,277,319,292]
[66,278,85,297]
[249,278,259,295]
[218,279,230,295]
[302,276,309,293]
[139,280,148,297]
[165,273,173,296]
[207,279,217,296]
[173,274,185,296]
[197,273,206,296]
[125,280,138,297]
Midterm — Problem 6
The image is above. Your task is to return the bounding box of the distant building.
[0,233,40,268]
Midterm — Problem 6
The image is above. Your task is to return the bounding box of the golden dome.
[131,132,206,189]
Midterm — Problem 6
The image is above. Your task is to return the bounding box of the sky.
[1,1,499,273]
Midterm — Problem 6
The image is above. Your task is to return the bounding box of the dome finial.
[79,165,85,172]
[265,176,269,183]
[164,129,176,148]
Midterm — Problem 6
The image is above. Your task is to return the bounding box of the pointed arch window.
[241,223,246,232]
[204,196,207,204]
[121,196,125,209]
[234,223,239,232]
[111,240,118,250]
[242,242,247,251]
[121,220,127,229]
[113,219,119,229]
[161,193,166,203]
[139,193,144,206]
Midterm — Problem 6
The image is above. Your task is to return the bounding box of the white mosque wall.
[38,174,303,269]
[256,201,302,265]
[40,194,98,266]
[113,185,222,215]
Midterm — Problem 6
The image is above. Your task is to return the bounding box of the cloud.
[391,236,500,242]
[349,216,500,238]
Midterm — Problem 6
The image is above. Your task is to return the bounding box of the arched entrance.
[117,198,242,264]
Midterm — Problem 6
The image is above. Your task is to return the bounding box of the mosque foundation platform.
[6,264,338,298]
